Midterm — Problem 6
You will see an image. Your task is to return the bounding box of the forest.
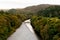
[31,5,60,40]
[0,10,29,40]
[0,4,60,40]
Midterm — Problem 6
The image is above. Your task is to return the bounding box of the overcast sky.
[0,0,60,9]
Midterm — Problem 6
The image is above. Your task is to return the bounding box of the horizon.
[0,0,60,9]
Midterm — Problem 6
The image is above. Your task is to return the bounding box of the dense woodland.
[0,10,29,40]
[31,5,60,40]
[0,4,60,40]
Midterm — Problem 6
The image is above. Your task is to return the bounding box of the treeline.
[0,10,28,40]
[37,6,60,18]
[31,16,60,40]
[0,5,60,40]
[31,6,60,40]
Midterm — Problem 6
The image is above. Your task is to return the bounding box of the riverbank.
[7,19,39,40]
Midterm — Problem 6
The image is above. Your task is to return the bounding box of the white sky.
[0,0,60,9]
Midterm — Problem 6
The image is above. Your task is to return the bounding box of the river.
[7,19,39,40]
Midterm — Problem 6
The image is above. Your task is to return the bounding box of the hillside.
[7,4,51,14]
[23,4,51,13]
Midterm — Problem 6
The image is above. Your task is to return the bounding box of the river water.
[7,19,39,40]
